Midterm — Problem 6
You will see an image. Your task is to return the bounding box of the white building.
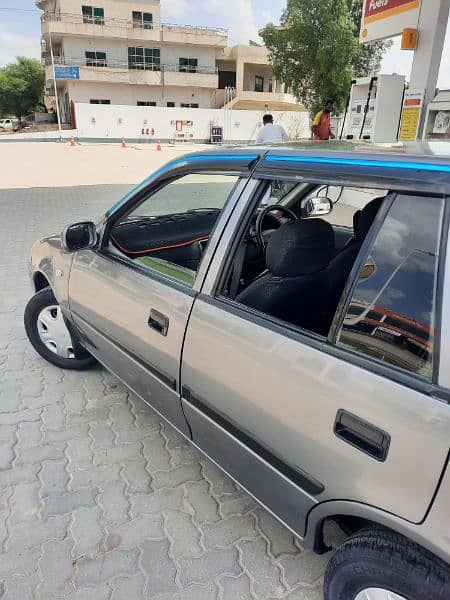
[38,0,303,123]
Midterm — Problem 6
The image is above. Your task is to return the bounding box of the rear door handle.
[148,309,169,336]
[334,410,390,462]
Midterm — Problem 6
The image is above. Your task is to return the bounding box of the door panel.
[181,298,450,524]
[182,399,317,537]
[69,250,193,435]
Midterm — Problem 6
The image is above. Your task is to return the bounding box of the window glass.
[110,174,239,286]
[128,47,160,71]
[179,58,198,73]
[337,194,444,379]
[82,5,104,24]
[255,76,264,92]
[137,101,156,106]
[90,99,110,104]
[85,51,107,67]
[132,11,153,28]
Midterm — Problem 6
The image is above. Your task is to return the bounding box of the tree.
[0,57,45,120]
[349,0,392,77]
[261,0,392,114]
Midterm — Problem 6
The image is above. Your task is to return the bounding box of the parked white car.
[0,118,20,132]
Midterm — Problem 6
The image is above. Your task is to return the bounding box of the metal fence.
[41,12,228,37]
[45,56,218,75]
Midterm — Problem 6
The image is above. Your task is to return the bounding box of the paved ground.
[0,183,334,599]
[0,142,210,189]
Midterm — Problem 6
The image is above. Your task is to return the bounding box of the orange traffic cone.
[69,136,76,147]
[121,137,127,148]
[156,140,162,151]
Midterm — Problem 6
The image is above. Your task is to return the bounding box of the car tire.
[324,527,450,600]
[24,287,96,370]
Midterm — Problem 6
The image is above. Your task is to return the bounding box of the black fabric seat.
[236,219,335,335]
[327,196,385,315]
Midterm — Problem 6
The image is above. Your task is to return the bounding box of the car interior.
[109,180,388,337]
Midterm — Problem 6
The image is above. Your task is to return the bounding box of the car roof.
[181,141,450,195]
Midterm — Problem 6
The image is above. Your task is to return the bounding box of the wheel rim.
[355,589,407,600]
[37,305,75,359]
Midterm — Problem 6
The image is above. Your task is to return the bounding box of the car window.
[109,173,239,287]
[220,177,389,339]
[302,185,388,228]
[336,194,444,379]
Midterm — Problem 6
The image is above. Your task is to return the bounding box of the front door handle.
[148,309,169,336]
[334,410,390,462]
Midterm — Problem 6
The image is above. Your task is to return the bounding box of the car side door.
[68,154,256,436]
[181,170,450,538]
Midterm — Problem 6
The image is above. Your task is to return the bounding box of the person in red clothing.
[312,100,335,140]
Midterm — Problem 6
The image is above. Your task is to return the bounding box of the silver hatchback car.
[25,145,450,599]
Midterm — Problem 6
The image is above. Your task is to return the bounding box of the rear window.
[337,194,444,379]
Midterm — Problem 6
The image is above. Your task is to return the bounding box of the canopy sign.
[360,0,421,43]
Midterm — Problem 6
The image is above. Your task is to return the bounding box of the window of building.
[180,103,199,108]
[179,58,198,73]
[255,76,264,92]
[128,47,160,71]
[82,5,105,25]
[85,51,107,67]
[90,99,110,104]
[137,101,157,106]
[166,102,175,108]
[109,173,239,287]
[337,194,444,379]
[132,11,153,29]
[268,79,273,93]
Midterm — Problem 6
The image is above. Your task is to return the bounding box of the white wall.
[66,81,216,107]
[74,102,310,141]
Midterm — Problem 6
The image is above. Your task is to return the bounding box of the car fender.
[29,235,74,315]
[305,466,450,564]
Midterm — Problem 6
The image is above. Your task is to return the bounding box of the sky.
[0,0,449,89]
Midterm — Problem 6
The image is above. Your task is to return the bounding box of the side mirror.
[62,221,98,252]
[301,196,333,218]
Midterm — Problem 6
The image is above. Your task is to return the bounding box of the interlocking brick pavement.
[0,185,335,599]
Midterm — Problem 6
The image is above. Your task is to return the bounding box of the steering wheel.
[255,204,298,251]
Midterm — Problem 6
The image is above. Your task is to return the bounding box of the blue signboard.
[55,66,80,79]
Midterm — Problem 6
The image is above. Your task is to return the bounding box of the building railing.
[46,56,218,75]
[41,12,228,36]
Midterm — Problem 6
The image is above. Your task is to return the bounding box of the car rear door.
[180,158,450,537]
[68,153,258,436]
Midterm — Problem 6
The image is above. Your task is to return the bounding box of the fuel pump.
[341,74,405,143]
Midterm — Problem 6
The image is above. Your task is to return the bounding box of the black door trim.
[182,386,325,496]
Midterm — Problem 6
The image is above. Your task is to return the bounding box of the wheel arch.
[306,500,449,564]
[33,271,51,292]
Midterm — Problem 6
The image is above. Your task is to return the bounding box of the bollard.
[69,136,76,147]
[121,137,127,148]
[156,140,162,151]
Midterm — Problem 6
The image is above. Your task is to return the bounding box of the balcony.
[45,58,218,88]
[218,90,304,111]
[41,13,228,47]
[163,65,218,89]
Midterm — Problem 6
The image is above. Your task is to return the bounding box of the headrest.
[357,196,384,240]
[266,219,335,277]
